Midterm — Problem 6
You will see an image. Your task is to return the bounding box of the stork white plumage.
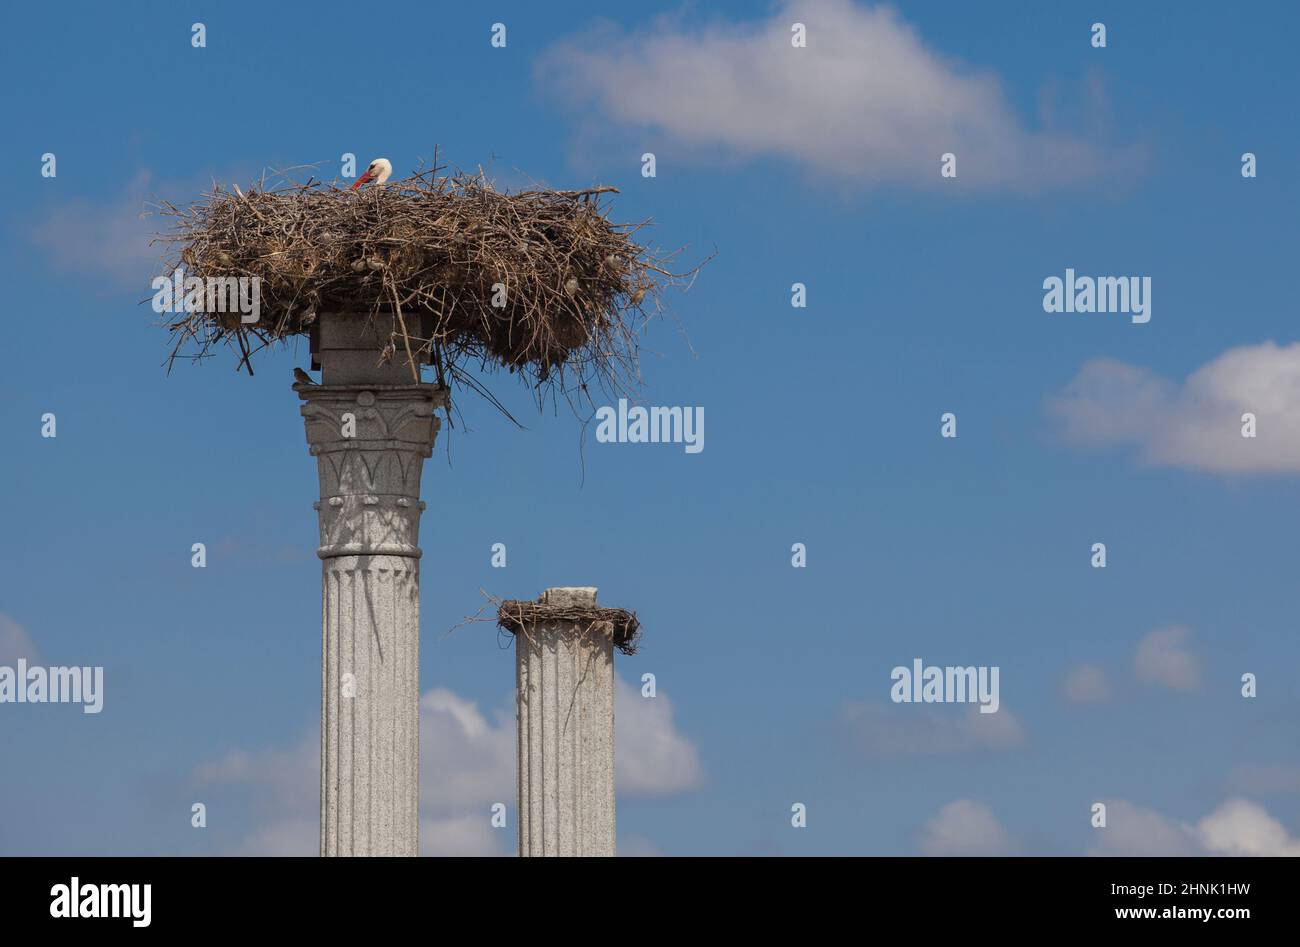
[350,157,393,190]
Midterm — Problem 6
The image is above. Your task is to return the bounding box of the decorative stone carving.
[296,380,447,856]
[300,385,446,559]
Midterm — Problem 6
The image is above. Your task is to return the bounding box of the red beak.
[350,171,374,191]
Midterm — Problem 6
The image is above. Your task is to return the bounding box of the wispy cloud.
[191,730,318,815]
[25,169,164,289]
[0,614,40,664]
[1134,627,1201,692]
[540,0,1138,191]
[840,700,1025,758]
[618,835,666,857]
[1227,763,1300,795]
[1061,663,1112,704]
[1049,343,1300,475]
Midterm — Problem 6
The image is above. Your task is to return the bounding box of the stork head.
[350,157,393,190]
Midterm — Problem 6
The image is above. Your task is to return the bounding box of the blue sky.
[2,0,1299,856]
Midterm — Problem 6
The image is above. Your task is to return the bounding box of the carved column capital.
[296,383,448,560]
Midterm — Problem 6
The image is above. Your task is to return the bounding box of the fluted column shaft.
[516,587,617,857]
[298,381,445,856]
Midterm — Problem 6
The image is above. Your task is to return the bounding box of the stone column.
[296,312,445,856]
[515,587,620,857]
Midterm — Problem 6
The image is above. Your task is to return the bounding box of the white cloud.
[615,676,704,796]
[190,678,696,855]
[540,0,1135,191]
[1049,343,1300,474]
[420,815,502,857]
[1062,663,1112,703]
[918,800,1015,856]
[1088,799,1201,856]
[1090,798,1300,857]
[1198,799,1300,857]
[192,687,513,856]
[1134,627,1200,692]
[0,614,39,664]
[841,700,1025,758]
[233,819,318,857]
[419,687,514,811]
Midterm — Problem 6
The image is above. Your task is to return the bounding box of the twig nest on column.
[155,161,706,413]
[496,598,641,656]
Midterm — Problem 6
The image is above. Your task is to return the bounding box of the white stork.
[350,157,393,190]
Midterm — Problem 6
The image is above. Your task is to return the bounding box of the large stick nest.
[154,164,701,412]
[497,599,641,656]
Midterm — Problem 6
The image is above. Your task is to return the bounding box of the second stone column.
[503,587,639,857]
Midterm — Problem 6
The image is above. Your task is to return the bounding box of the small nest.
[497,599,641,656]
[154,162,701,413]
